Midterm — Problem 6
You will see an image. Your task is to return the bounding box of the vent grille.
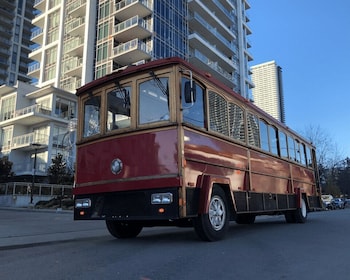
[209,91,228,136]
[229,103,245,142]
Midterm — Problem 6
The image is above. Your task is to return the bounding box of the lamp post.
[31,143,41,204]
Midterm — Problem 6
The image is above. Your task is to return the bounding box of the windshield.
[139,77,169,124]
[83,96,100,137]
[107,85,131,131]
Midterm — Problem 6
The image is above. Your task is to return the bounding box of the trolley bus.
[73,57,322,241]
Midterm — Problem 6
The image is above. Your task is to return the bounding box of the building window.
[55,97,76,119]
[95,64,107,79]
[0,95,16,121]
[1,127,13,151]
[96,42,108,62]
[48,11,60,30]
[46,47,57,65]
[98,2,110,19]
[97,22,109,40]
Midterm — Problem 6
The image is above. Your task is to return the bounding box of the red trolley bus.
[73,57,322,241]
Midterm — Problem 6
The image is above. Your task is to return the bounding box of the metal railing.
[0,182,73,197]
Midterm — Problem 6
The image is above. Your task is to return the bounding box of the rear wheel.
[194,187,229,241]
[284,197,308,224]
[106,221,143,239]
[294,197,308,223]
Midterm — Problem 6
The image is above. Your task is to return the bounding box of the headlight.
[75,198,91,208]
[151,193,173,204]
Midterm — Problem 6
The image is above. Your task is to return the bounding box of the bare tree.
[300,124,346,195]
[301,124,342,168]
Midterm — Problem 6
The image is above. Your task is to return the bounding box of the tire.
[105,221,143,239]
[294,197,308,223]
[194,187,229,241]
[235,214,256,224]
[284,197,307,224]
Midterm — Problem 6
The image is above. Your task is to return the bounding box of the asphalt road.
[0,207,349,280]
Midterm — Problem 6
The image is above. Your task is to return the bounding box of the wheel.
[194,187,229,241]
[105,221,143,239]
[284,197,308,224]
[235,214,256,224]
[294,197,307,223]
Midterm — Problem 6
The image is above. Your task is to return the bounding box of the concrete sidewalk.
[0,207,107,250]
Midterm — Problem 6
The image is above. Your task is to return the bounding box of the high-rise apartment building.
[28,0,253,96]
[0,0,253,181]
[0,0,35,86]
[251,60,285,123]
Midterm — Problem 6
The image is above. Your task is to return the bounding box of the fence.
[0,182,73,207]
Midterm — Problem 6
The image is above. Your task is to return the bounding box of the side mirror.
[184,81,196,103]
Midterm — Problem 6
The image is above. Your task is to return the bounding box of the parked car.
[331,198,345,209]
[322,195,334,210]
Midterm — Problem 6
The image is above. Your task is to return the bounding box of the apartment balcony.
[64,17,85,37]
[243,21,252,35]
[0,104,52,126]
[114,15,152,42]
[63,36,84,57]
[189,48,234,89]
[11,132,48,151]
[31,28,43,45]
[66,0,86,17]
[1,0,15,9]
[188,0,233,31]
[28,62,40,78]
[0,4,15,19]
[188,32,237,72]
[34,0,46,12]
[0,69,7,80]
[188,11,235,57]
[114,0,152,21]
[203,0,234,27]
[0,17,13,30]
[60,77,82,93]
[113,38,151,65]
[62,57,83,77]
[0,25,12,39]
[0,37,11,49]
[28,46,42,62]
[244,48,253,62]
[32,12,45,29]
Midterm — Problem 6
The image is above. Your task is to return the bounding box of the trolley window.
[83,95,101,137]
[139,77,169,124]
[181,78,205,128]
[107,85,131,131]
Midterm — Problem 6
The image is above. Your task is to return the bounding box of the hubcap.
[209,195,226,231]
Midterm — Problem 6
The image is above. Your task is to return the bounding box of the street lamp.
[31,143,41,204]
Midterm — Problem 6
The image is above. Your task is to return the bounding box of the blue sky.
[248,1,350,157]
